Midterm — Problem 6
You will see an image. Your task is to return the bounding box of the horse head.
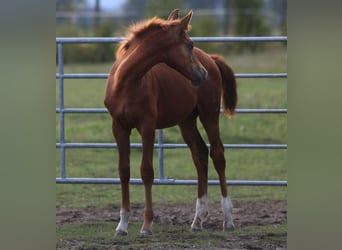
[116,10,207,85]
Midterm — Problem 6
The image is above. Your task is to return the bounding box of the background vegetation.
[56,0,287,63]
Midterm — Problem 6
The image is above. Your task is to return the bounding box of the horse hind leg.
[211,142,235,231]
[200,116,235,231]
[178,114,209,232]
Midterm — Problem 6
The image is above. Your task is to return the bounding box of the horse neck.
[114,36,171,85]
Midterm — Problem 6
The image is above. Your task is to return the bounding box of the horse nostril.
[197,65,208,81]
[192,65,208,85]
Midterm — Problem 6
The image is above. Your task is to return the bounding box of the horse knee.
[140,166,154,184]
[119,166,130,183]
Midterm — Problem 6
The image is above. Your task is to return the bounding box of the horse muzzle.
[192,64,208,86]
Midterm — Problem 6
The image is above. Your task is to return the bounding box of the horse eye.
[188,42,194,50]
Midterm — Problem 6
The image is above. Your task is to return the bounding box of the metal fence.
[56,36,287,186]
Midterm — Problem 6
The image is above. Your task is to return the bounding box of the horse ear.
[167,9,180,20]
[179,10,193,31]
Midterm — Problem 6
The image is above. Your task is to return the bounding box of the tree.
[122,0,149,21]
[56,0,86,11]
[146,0,183,19]
[231,0,271,52]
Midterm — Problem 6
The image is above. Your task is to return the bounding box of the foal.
[104,10,237,236]
[104,11,207,236]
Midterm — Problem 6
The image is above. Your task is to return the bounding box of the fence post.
[157,129,164,179]
[58,43,66,178]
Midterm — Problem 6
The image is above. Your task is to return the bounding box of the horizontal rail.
[56,36,288,187]
[56,73,108,79]
[55,108,287,114]
[56,177,287,186]
[193,36,287,42]
[236,73,287,78]
[56,73,287,79]
[56,142,287,149]
[56,36,287,44]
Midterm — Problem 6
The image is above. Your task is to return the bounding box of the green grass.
[56,221,286,249]
[56,48,287,208]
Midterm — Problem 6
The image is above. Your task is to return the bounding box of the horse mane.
[116,17,190,59]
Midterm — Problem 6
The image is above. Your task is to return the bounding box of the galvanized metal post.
[157,129,164,179]
[58,43,66,178]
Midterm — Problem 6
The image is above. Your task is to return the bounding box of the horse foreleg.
[138,127,155,236]
[112,120,131,236]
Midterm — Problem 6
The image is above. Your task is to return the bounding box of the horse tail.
[211,54,238,118]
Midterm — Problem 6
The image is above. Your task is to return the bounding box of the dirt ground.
[57,200,286,228]
[57,200,287,249]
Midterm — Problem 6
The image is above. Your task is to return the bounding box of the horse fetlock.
[190,210,208,232]
[190,216,203,232]
[196,195,208,217]
[115,209,130,236]
[221,196,234,231]
[190,195,208,231]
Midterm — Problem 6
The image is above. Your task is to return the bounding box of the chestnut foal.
[104,9,236,236]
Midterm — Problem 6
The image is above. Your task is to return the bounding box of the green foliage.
[56,0,86,11]
[231,0,271,52]
[145,0,183,19]
[56,21,116,63]
[189,15,222,54]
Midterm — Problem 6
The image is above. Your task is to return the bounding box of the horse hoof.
[190,227,202,232]
[140,229,152,236]
[115,229,128,237]
[223,223,235,232]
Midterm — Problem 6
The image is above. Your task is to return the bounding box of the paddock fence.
[56,36,287,186]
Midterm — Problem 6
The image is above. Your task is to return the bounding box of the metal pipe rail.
[56,178,287,186]
[56,142,287,150]
[56,72,287,79]
[56,36,287,186]
[56,36,287,44]
[55,108,287,114]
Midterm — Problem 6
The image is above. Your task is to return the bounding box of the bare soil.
[57,200,287,249]
[57,200,286,228]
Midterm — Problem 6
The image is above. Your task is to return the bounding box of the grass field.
[57,222,286,249]
[56,47,287,249]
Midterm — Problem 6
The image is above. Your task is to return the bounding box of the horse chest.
[110,91,154,127]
